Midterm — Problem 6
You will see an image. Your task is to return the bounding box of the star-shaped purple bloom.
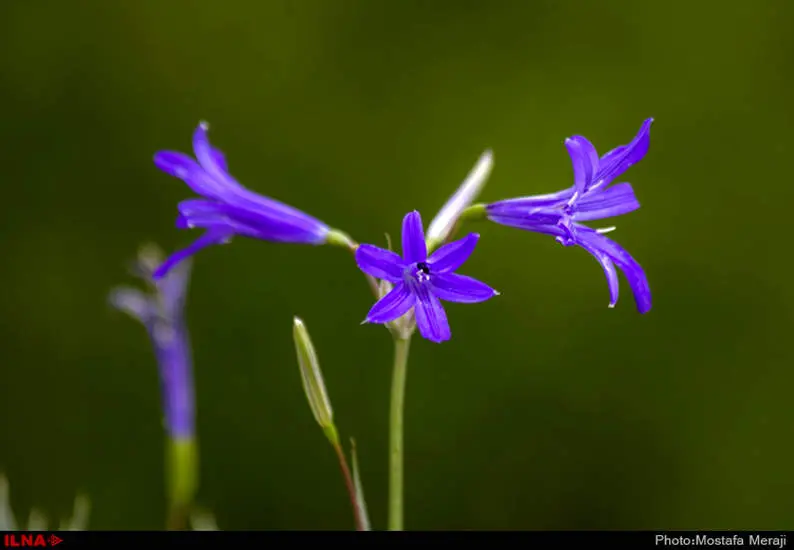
[355,211,498,343]
[152,122,331,279]
[486,118,653,313]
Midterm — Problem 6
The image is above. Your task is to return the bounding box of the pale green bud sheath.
[293,317,335,443]
[426,149,493,253]
[292,317,367,531]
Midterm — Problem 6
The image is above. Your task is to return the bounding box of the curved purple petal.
[485,206,564,227]
[153,228,233,280]
[154,151,230,200]
[575,228,651,313]
[565,136,597,195]
[427,233,479,273]
[193,122,229,180]
[593,118,653,189]
[176,197,329,244]
[401,210,427,263]
[176,200,251,235]
[576,240,619,308]
[486,189,574,218]
[355,244,405,283]
[573,183,640,222]
[365,282,415,324]
[177,198,226,224]
[486,215,566,238]
[432,273,498,303]
[413,285,451,343]
[154,151,199,180]
[211,147,228,172]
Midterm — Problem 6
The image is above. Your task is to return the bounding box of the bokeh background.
[1,0,792,530]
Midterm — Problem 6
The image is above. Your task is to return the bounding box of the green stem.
[388,335,411,531]
[331,439,366,531]
[165,437,198,530]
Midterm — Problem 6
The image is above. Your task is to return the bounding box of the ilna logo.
[2,534,63,547]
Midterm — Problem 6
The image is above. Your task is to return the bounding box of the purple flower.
[355,211,498,343]
[486,118,653,313]
[152,122,332,279]
[109,246,195,439]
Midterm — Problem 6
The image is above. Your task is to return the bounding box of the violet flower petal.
[485,189,574,218]
[427,233,479,273]
[576,228,651,313]
[154,152,229,199]
[413,285,451,343]
[573,183,640,222]
[401,210,427,263]
[365,282,416,324]
[593,118,653,189]
[210,148,228,172]
[177,199,327,243]
[484,215,566,238]
[432,273,499,303]
[192,122,230,182]
[153,321,195,438]
[154,228,232,279]
[576,239,619,307]
[355,244,405,283]
[565,136,596,196]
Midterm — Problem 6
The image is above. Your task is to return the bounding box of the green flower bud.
[293,317,336,443]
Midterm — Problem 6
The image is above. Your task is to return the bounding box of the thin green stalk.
[388,335,411,531]
[330,437,366,531]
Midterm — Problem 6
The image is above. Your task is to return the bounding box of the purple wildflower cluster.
[108,117,655,531]
[146,119,653,345]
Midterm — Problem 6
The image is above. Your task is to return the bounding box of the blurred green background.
[1,0,792,530]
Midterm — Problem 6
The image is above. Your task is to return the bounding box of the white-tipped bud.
[293,317,335,436]
[426,149,494,249]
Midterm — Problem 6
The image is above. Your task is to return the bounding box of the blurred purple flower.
[486,118,653,313]
[355,211,498,343]
[152,122,331,278]
[109,246,195,439]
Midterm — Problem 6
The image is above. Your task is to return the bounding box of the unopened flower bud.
[426,149,493,251]
[293,317,336,442]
